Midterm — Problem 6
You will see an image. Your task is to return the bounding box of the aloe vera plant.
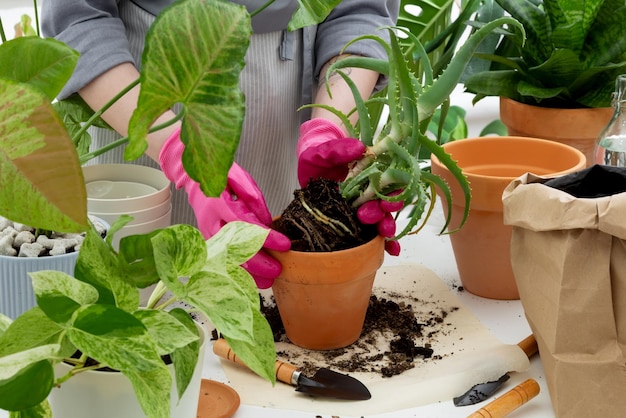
[311,16,523,238]
[464,0,626,108]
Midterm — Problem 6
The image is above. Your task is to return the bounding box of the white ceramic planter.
[0,251,77,319]
[49,323,207,418]
[83,164,172,248]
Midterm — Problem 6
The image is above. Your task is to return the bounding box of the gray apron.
[87,1,302,226]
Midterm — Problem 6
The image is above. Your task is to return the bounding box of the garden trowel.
[213,338,371,400]
[453,335,538,406]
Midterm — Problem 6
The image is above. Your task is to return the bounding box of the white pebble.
[18,242,45,257]
[0,235,17,256]
[14,231,36,248]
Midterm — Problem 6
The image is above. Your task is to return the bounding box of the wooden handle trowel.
[213,338,371,401]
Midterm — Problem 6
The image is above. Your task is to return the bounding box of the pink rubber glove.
[297,119,403,256]
[159,129,291,289]
[297,118,366,187]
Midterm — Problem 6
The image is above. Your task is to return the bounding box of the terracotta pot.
[269,235,385,350]
[499,97,612,167]
[430,136,586,300]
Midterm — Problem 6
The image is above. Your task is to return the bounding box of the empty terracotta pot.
[269,235,384,350]
[431,136,586,300]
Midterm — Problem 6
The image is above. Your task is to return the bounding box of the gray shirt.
[41,0,399,101]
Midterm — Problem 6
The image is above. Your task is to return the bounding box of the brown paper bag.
[502,165,626,418]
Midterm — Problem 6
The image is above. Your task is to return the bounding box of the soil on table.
[271,178,377,252]
[261,291,459,378]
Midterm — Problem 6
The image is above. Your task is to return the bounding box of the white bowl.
[88,199,171,227]
[109,206,172,250]
[86,180,158,199]
[83,164,171,213]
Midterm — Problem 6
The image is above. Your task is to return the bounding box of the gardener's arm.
[77,62,178,162]
[312,54,379,133]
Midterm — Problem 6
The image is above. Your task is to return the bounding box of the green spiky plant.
[463,0,626,108]
[303,15,523,241]
[0,0,342,417]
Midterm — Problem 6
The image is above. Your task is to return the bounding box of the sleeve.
[41,0,136,99]
[313,0,400,90]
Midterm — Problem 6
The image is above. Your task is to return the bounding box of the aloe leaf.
[127,0,251,198]
[428,148,470,232]
[418,16,524,118]
[0,37,78,101]
[334,71,374,145]
[0,79,88,232]
[288,0,342,30]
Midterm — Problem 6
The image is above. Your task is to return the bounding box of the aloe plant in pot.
[269,14,523,350]
[463,0,626,163]
[0,0,343,416]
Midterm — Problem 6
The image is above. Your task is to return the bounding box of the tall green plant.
[464,0,626,108]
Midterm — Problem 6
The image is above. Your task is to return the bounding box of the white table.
[1,2,553,413]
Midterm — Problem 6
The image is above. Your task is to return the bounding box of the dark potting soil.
[271,178,377,252]
[261,292,459,378]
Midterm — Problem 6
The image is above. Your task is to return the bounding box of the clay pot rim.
[272,233,384,257]
[431,136,586,184]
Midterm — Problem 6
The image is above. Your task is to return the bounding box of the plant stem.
[250,0,275,17]
[79,108,183,164]
[146,281,167,309]
[72,78,140,152]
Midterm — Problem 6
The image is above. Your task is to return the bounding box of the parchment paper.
[217,263,529,415]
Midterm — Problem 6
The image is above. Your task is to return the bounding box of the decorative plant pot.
[49,323,207,418]
[83,164,172,249]
[499,97,612,166]
[269,235,385,350]
[430,136,586,300]
[0,252,77,319]
[0,216,108,319]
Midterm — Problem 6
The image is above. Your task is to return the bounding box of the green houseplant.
[462,0,626,163]
[0,0,342,416]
